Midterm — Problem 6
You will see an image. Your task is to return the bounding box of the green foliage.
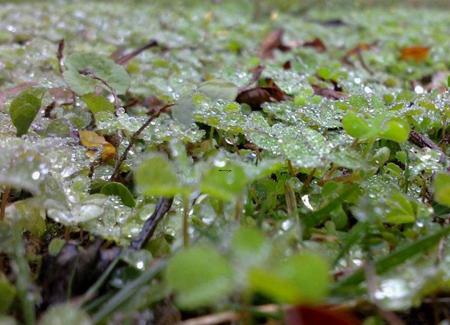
[9,88,44,136]
[135,155,185,197]
[433,173,450,207]
[0,1,449,323]
[63,53,130,95]
[249,252,330,304]
[39,303,92,325]
[101,182,136,207]
[166,246,233,309]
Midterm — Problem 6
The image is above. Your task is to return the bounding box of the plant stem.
[183,194,190,248]
[284,179,301,241]
[110,103,173,181]
[0,185,11,220]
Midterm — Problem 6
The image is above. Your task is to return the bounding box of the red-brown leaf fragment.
[259,28,290,59]
[303,37,327,52]
[312,84,347,100]
[236,78,289,110]
[400,46,430,62]
[286,306,361,325]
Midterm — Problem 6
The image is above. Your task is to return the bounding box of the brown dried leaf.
[312,84,347,100]
[303,37,327,52]
[286,306,361,325]
[79,130,116,161]
[400,46,430,62]
[259,28,290,59]
[236,78,289,109]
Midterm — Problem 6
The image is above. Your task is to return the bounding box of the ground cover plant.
[0,0,449,324]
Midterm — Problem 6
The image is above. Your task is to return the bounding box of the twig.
[78,69,121,113]
[357,51,374,75]
[181,304,286,325]
[57,39,65,74]
[115,39,160,65]
[0,186,11,220]
[409,130,447,163]
[130,197,174,250]
[109,103,173,181]
[182,195,190,247]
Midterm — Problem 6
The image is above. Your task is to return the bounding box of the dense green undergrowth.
[0,1,449,324]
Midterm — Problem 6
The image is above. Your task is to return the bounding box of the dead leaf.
[236,78,289,109]
[79,130,116,161]
[303,37,327,52]
[400,46,429,62]
[342,42,377,63]
[285,306,361,325]
[259,28,290,59]
[312,84,347,100]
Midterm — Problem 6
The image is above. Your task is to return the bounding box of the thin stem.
[110,103,173,181]
[56,39,65,74]
[183,194,190,248]
[284,180,301,241]
[234,195,244,221]
[0,185,11,220]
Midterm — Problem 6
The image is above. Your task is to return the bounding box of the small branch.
[1,186,11,220]
[78,69,121,113]
[357,51,374,75]
[409,130,447,163]
[130,197,174,250]
[57,39,65,74]
[115,39,160,65]
[181,304,286,325]
[109,103,173,181]
[182,195,190,247]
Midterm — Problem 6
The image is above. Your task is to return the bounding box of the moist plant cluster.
[0,1,449,324]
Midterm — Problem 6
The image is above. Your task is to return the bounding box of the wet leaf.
[166,245,233,309]
[38,303,92,325]
[135,155,183,197]
[63,53,130,95]
[200,162,247,201]
[9,88,44,136]
[198,79,238,101]
[249,252,330,304]
[101,182,136,207]
[79,130,116,161]
[82,93,115,114]
[433,173,450,207]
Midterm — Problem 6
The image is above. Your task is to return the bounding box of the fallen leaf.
[0,82,37,109]
[285,306,360,325]
[312,85,347,100]
[236,78,289,109]
[302,37,327,52]
[259,28,290,59]
[342,42,377,63]
[79,130,116,161]
[400,46,429,62]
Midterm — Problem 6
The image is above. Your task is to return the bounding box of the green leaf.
[333,225,450,293]
[9,89,43,136]
[38,303,92,325]
[304,186,358,227]
[433,173,450,207]
[101,182,136,207]
[135,155,183,197]
[82,93,115,114]
[231,227,269,265]
[166,245,233,309]
[249,252,330,304]
[342,111,372,139]
[48,238,66,256]
[385,192,415,224]
[200,162,247,201]
[63,53,130,95]
[0,273,16,313]
[380,118,410,143]
[198,79,238,101]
